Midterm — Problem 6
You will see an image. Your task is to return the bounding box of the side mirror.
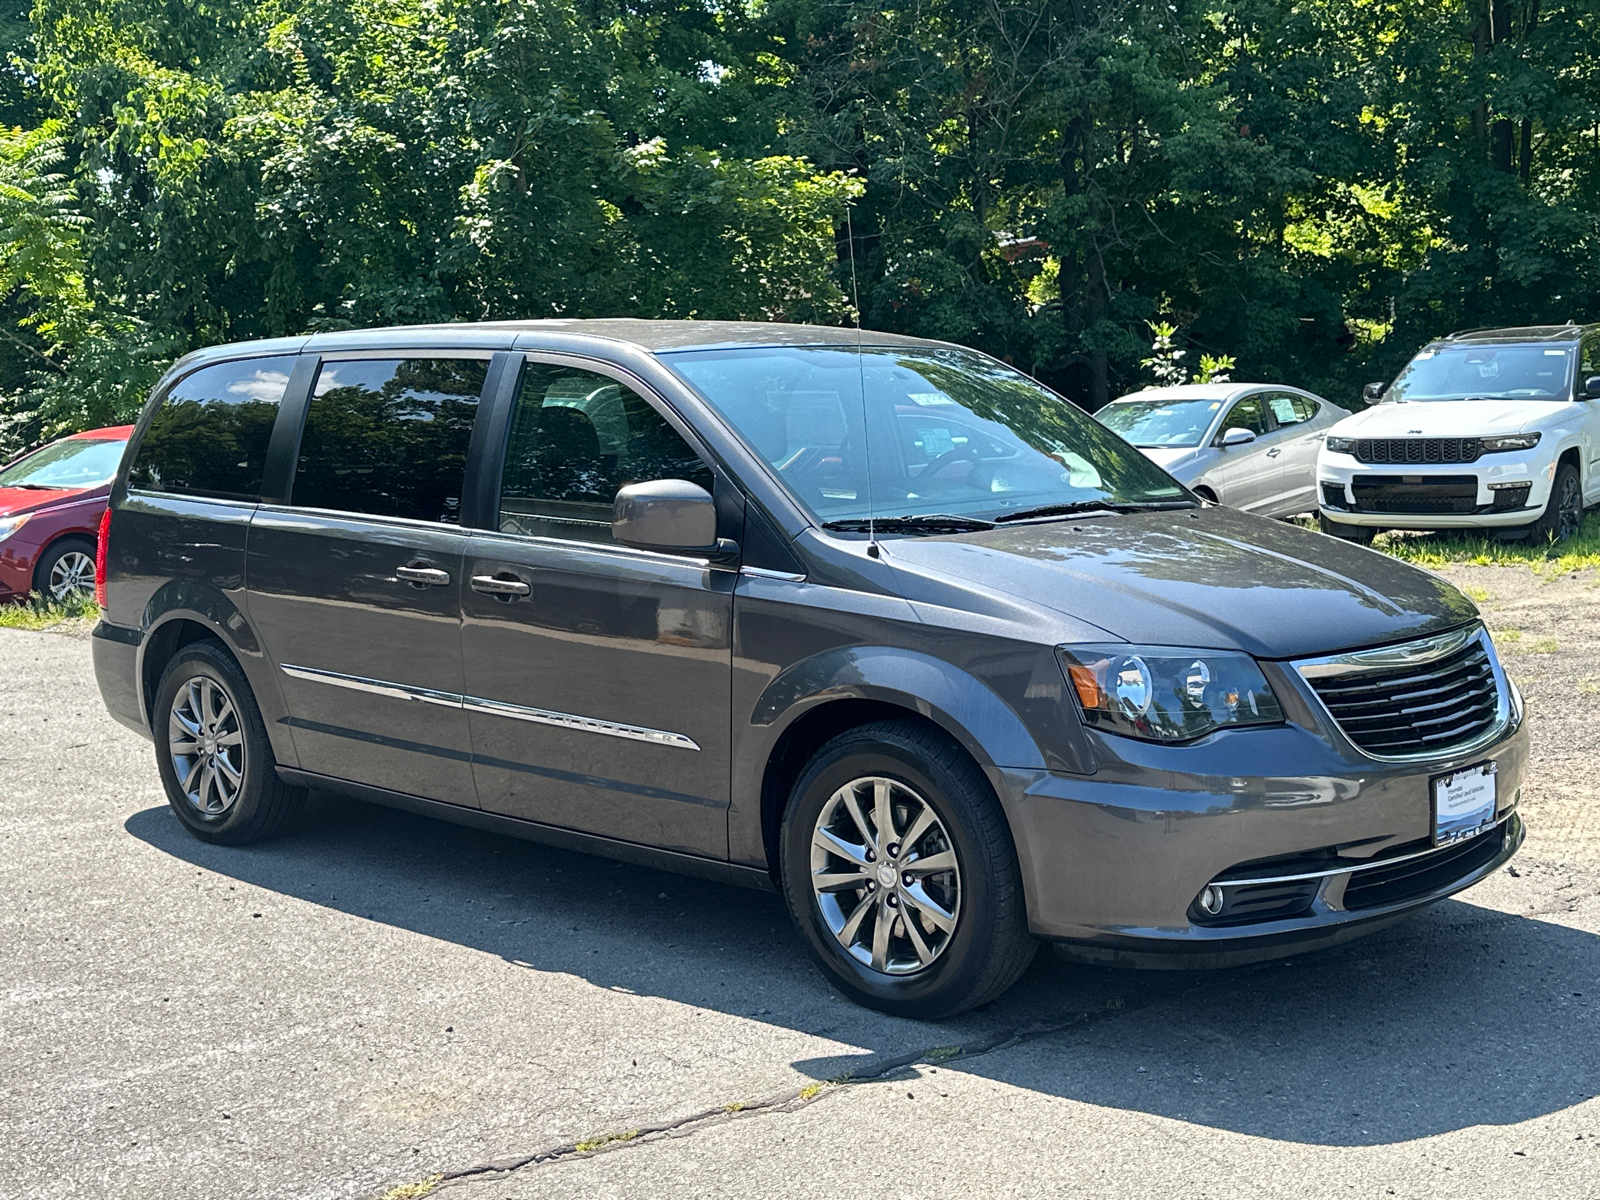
[1218,426,1257,448]
[1362,382,1385,405]
[1582,375,1600,399]
[613,479,735,558]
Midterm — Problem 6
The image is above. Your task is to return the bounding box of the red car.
[0,425,133,603]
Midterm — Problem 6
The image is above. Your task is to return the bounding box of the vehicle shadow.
[125,792,1599,1149]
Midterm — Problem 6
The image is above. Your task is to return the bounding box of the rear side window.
[498,362,712,544]
[128,356,295,500]
[1265,392,1317,426]
[292,358,487,523]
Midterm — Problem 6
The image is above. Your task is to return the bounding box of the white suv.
[1318,324,1600,544]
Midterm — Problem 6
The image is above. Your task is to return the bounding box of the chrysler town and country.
[91,321,1526,1017]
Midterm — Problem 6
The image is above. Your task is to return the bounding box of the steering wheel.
[919,445,985,482]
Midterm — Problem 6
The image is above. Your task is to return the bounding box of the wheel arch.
[133,583,296,766]
[746,646,1054,882]
[1557,443,1582,483]
[29,530,97,592]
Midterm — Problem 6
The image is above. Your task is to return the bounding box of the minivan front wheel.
[152,641,305,845]
[780,720,1036,1018]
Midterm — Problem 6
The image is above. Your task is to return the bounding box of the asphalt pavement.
[3,627,1598,1199]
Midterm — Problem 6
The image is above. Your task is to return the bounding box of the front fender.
[751,645,1051,773]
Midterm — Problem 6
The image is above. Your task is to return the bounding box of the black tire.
[1320,513,1375,545]
[33,536,97,602]
[1192,486,1218,505]
[1528,461,1583,543]
[779,719,1037,1019]
[151,640,306,845]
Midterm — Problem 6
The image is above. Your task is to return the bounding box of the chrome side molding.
[279,664,700,751]
[280,663,461,708]
[462,695,700,750]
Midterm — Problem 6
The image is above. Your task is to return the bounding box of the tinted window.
[498,363,712,544]
[1221,395,1270,437]
[1581,336,1600,380]
[293,358,486,523]
[129,357,294,500]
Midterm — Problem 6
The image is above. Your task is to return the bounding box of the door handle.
[471,574,532,597]
[396,564,452,586]
[1266,447,1282,458]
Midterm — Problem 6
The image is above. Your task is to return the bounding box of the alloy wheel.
[1558,474,1583,541]
[168,676,247,816]
[48,550,95,601]
[809,776,962,975]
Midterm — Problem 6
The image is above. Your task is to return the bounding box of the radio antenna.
[844,199,879,557]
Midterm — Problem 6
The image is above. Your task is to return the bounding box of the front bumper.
[1318,451,1552,529]
[0,537,37,599]
[999,663,1528,965]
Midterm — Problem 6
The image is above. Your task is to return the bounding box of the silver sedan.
[1096,382,1345,518]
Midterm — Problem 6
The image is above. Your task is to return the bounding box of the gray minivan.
[92,321,1526,1017]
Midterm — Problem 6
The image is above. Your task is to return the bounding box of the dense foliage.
[2,0,1597,454]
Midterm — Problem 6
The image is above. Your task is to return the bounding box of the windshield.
[1096,396,1224,448]
[663,346,1187,526]
[0,437,126,490]
[1389,344,1575,401]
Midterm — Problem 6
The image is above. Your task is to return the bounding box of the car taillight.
[95,506,112,609]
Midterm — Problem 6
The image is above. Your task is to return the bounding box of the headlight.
[1325,436,1355,454]
[1057,645,1286,743]
[1480,432,1541,452]
[0,514,30,543]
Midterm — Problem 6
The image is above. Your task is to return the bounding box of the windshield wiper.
[2,482,65,490]
[822,514,997,534]
[993,499,1195,524]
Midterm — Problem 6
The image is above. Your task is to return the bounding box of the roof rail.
[1443,322,1583,341]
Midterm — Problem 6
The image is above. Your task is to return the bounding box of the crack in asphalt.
[413,977,1220,1197]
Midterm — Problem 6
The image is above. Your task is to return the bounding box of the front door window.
[499,364,713,544]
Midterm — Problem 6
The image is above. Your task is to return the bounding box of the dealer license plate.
[1432,762,1497,846]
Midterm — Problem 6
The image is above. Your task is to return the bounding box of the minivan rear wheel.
[779,720,1036,1019]
[152,641,305,845]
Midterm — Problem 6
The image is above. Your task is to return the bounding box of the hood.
[1331,398,1570,438]
[885,506,1478,659]
[0,485,95,517]
[1137,446,1201,473]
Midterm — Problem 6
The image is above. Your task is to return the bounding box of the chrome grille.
[1297,626,1505,759]
[1353,437,1482,465]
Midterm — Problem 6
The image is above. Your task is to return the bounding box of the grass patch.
[574,1129,638,1154]
[380,1178,441,1200]
[1491,628,1522,644]
[1530,637,1559,654]
[1370,511,1600,574]
[798,1082,827,1100]
[0,592,98,630]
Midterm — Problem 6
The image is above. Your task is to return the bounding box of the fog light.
[1198,885,1224,916]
